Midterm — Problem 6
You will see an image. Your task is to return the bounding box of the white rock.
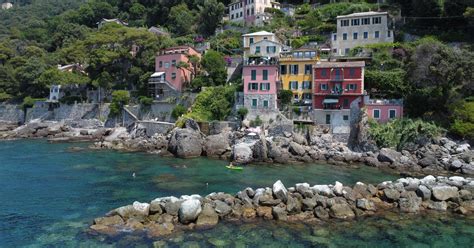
[312,185,332,196]
[420,175,436,185]
[273,180,288,202]
[133,201,150,216]
[178,199,202,224]
[333,181,343,196]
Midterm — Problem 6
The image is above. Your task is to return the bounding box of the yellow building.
[279,48,319,105]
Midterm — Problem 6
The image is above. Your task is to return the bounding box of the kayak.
[226,165,243,170]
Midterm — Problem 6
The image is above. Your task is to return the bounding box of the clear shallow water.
[0,140,472,247]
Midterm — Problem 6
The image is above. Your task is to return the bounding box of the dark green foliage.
[450,99,474,141]
[369,118,444,150]
[250,115,262,127]
[172,104,187,119]
[237,107,248,120]
[278,90,293,107]
[200,50,227,86]
[138,96,153,106]
[21,96,45,111]
[109,90,130,116]
[186,85,235,121]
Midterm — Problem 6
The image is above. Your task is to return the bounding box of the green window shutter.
[263,70,268,80]
[248,83,251,90]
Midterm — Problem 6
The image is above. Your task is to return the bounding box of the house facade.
[249,39,289,58]
[228,0,280,26]
[279,48,318,105]
[331,12,393,56]
[242,63,279,110]
[153,46,201,94]
[242,31,281,59]
[312,61,365,129]
[365,98,403,123]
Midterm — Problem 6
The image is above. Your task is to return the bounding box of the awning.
[323,99,339,104]
[150,72,165,78]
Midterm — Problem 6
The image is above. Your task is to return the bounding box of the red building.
[313,61,365,110]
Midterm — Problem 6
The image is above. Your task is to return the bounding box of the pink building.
[243,59,279,110]
[154,46,201,92]
[365,98,404,123]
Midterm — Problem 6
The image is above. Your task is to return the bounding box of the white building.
[331,12,394,56]
[228,0,280,26]
[1,2,13,10]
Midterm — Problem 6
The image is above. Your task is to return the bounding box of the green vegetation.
[278,90,293,107]
[21,96,45,111]
[237,107,248,120]
[172,104,187,119]
[138,96,153,106]
[249,115,263,127]
[450,99,474,141]
[186,85,235,121]
[369,118,444,151]
[109,90,130,116]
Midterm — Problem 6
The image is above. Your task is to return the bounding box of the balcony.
[244,56,278,66]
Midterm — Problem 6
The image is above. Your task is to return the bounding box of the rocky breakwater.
[0,119,110,142]
[90,176,474,238]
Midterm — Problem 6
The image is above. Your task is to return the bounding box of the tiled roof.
[314,61,365,68]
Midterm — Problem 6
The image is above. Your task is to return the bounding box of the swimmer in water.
[132,172,136,178]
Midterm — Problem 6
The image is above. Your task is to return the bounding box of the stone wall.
[0,104,24,123]
[244,94,277,110]
[137,121,175,137]
[24,102,110,123]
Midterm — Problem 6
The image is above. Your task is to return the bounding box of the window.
[375,31,379,38]
[349,68,355,77]
[303,93,312,100]
[373,109,380,119]
[353,32,358,40]
[343,33,347,40]
[263,37,268,40]
[262,70,268,80]
[343,99,349,107]
[345,48,350,55]
[362,18,370,25]
[321,69,327,77]
[252,99,258,108]
[159,61,163,68]
[364,32,368,39]
[171,73,176,79]
[248,83,259,91]
[320,83,328,90]
[389,109,396,119]
[255,46,261,54]
[165,62,170,68]
[290,64,299,74]
[260,82,270,91]
[333,34,337,41]
[341,19,349,27]
[247,9,250,16]
[280,65,287,75]
[304,64,312,75]
[343,115,349,121]
[171,60,176,66]
[372,17,381,24]
[249,37,254,44]
[290,81,298,90]
[263,100,269,108]
[240,12,243,17]
[267,46,276,53]
[231,14,234,19]
[351,19,360,26]
[302,81,312,89]
[346,84,357,90]
[326,114,331,124]
[387,30,391,37]
[251,70,256,80]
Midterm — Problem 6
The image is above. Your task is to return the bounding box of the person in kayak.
[228,162,235,168]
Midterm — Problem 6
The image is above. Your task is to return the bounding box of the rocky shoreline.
[90,175,474,239]
[1,118,473,176]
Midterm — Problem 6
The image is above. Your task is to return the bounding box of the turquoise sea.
[0,140,473,247]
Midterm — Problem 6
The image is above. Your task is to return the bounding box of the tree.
[450,99,474,141]
[411,0,442,17]
[237,107,248,120]
[172,104,187,119]
[278,90,293,107]
[110,90,130,116]
[168,3,196,36]
[197,0,225,37]
[201,50,227,86]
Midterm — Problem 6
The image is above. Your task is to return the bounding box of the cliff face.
[348,109,378,152]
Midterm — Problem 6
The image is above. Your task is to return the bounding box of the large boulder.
[432,186,459,201]
[273,180,288,203]
[399,191,422,213]
[196,204,219,228]
[178,199,202,224]
[109,201,150,219]
[214,200,232,216]
[377,148,402,164]
[356,198,376,211]
[168,128,203,158]
[204,132,231,158]
[232,142,253,164]
[329,203,355,219]
[272,206,288,221]
[289,142,306,156]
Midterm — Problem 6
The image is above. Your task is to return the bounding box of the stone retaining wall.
[90,175,474,238]
[0,104,24,123]
[137,121,175,137]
